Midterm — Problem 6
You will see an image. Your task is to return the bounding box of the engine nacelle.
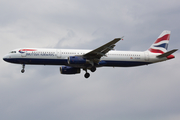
[60,66,81,74]
[68,56,87,64]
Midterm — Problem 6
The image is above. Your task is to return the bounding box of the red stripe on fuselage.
[20,49,37,51]
[155,34,170,43]
[148,48,164,53]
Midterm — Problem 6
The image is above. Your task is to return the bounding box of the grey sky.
[0,0,180,120]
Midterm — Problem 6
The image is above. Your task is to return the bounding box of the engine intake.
[60,66,81,74]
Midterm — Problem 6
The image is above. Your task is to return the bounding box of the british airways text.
[26,52,55,56]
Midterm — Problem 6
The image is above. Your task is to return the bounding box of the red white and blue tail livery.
[148,30,170,54]
[3,30,178,78]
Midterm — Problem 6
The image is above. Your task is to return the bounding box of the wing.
[83,37,123,61]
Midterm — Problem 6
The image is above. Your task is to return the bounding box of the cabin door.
[57,49,61,58]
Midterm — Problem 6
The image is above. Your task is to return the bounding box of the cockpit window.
[10,51,16,53]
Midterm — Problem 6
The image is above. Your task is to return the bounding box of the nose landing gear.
[21,64,25,73]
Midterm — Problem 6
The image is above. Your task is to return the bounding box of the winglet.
[120,36,124,40]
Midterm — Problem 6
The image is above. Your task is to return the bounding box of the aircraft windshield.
[10,51,16,53]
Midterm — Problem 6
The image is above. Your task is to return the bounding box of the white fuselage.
[3,48,167,67]
[2,30,176,78]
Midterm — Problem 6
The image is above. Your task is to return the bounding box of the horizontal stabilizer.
[157,49,178,58]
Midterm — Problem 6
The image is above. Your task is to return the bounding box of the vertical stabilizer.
[148,30,171,54]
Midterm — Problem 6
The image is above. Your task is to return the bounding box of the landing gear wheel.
[21,64,25,73]
[90,66,96,72]
[84,73,90,78]
[21,69,25,73]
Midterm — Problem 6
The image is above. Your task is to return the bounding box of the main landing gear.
[90,66,96,72]
[21,64,25,73]
[84,72,90,78]
[84,66,97,78]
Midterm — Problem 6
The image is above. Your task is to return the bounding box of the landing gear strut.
[84,69,90,78]
[21,64,25,73]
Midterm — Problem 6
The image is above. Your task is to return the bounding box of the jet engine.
[60,66,81,74]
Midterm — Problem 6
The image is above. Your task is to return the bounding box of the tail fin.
[148,30,171,54]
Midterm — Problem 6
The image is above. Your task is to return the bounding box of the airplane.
[3,30,178,78]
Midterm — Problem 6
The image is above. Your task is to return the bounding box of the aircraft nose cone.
[3,56,7,61]
[3,55,8,62]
